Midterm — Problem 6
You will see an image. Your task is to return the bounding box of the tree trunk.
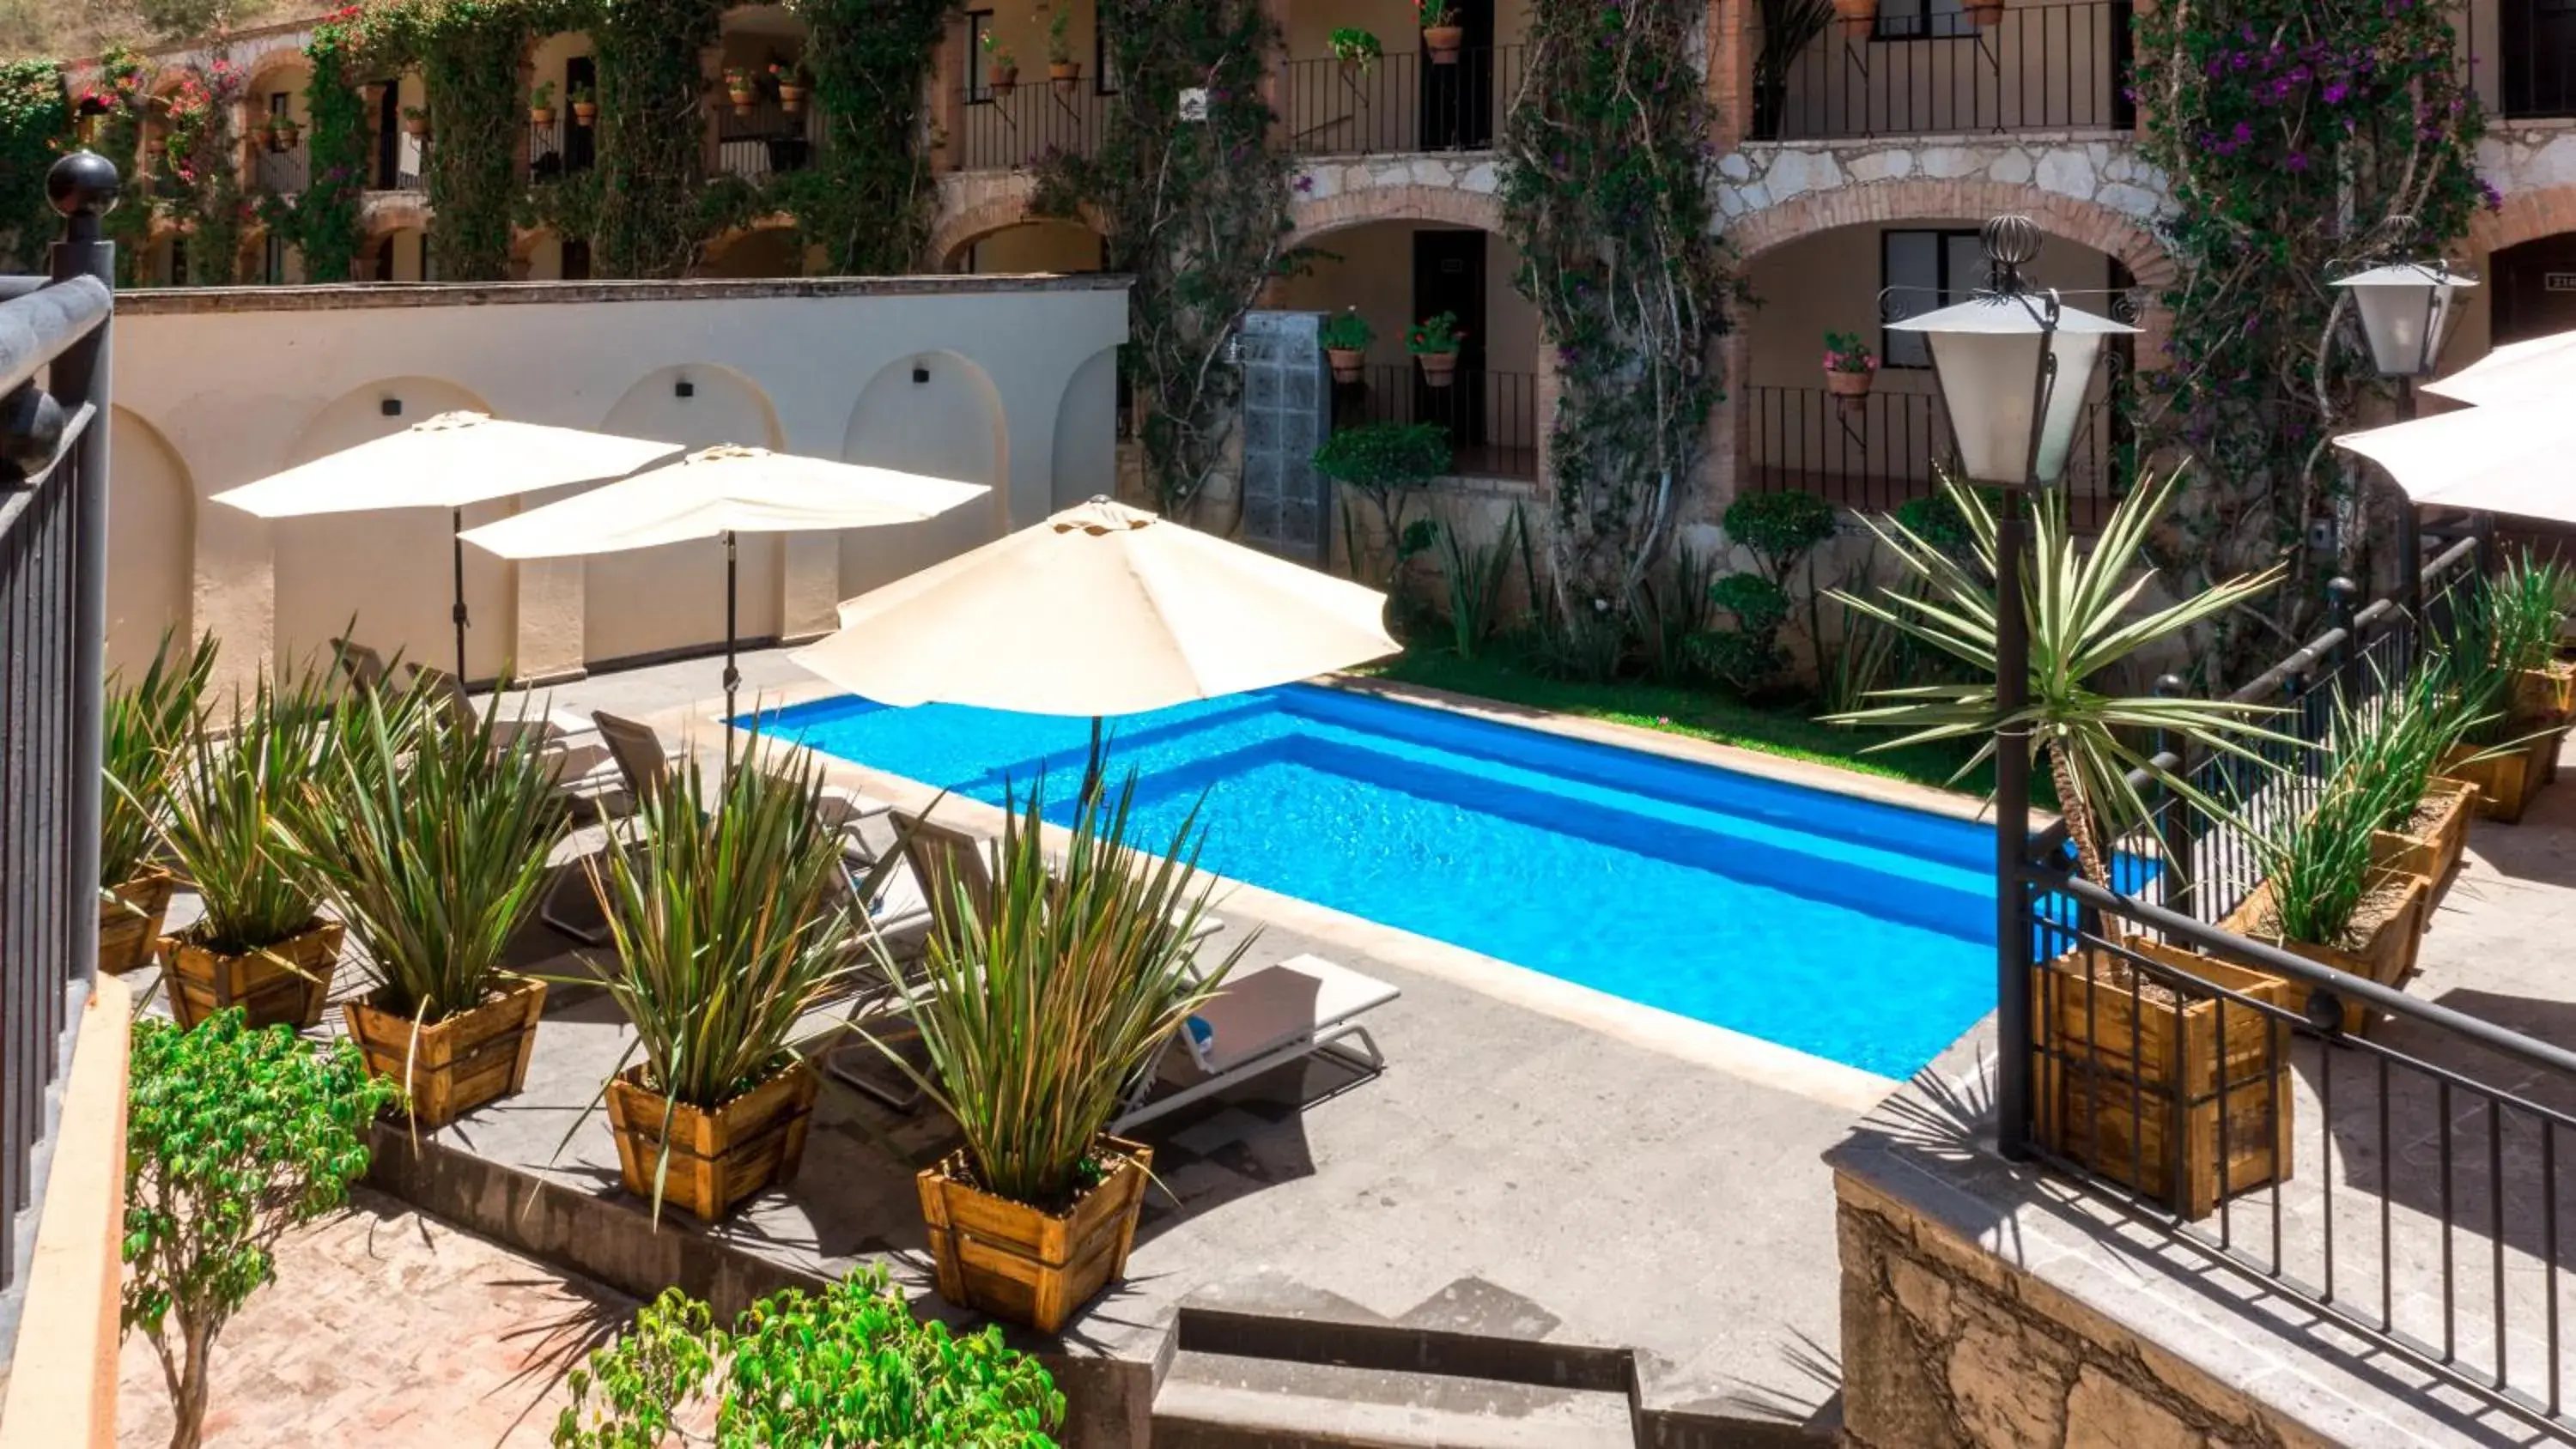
[2045,742,2113,889]
[168,1317,211,1449]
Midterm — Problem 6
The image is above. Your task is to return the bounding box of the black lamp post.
[2330,258,2474,614]
[1887,215,2137,1160]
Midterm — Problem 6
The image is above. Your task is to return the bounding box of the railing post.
[45,152,116,994]
[1994,482,2033,1161]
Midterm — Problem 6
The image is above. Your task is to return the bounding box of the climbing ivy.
[1499,0,1732,621]
[775,0,949,274]
[2136,0,2488,676]
[293,6,393,282]
[1033,0,1295,518]
[0,60,72,271]
[88,48,155,285]
[159,58,247,284]
[593,0,719,276]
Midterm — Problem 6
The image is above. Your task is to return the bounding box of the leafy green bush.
[1722,489,1838,586]
[1692,573,1793,692]
[1315,421,1452,592]
[125,1009,395,1449]
[1318,307,1374,351]
[100,629,217,891]
[554,1268,1063,1447]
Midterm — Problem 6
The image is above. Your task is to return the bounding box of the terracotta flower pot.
[403,117,429,139]
[2221,870,2430,1035]
[606,1060,819,1223]
[1966,0,2007,25]
[1832,0,1879,35]
[529,106,555,126]
[342,979,546,1130]
[1824,367,1874,415]
[1422,25,1465,63]
[1326,347,1366,384]
[917,1136,1152,1333]
[1417,349,1459,387]
[727,89,756,118]
[1049,62,1081,99]
[988,64,1019,100]
[98,867,176,976]
[265,125,299,154]
[571,101,597,125]
[159,918,343,1033]
[777,83,805,113]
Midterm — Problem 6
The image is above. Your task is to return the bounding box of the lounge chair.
[329,636,393,694]
[587,710,886,834]
[1113,953,1398,1133]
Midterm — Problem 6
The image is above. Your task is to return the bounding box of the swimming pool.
[749,684,1999,1078]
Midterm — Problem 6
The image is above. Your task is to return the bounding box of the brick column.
[931,12,967,173]
[1705,330,1753,524]
[1705,0,1754,150]
[1261,0,1292,149]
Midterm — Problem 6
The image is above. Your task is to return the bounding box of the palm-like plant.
[1825,470,2298,887]
[873,776,1242,1210]
[154,664,339,955]
[101,629,219,891]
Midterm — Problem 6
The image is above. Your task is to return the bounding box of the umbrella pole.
[723,530,741,769]
[451,508,470,685]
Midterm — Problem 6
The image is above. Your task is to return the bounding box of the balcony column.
[1534,328,1559,503]
[512,53,535,201]
[1704,0,1754,149]
[228,91,258,198]
[1711,330,1752,517]
[699,44,722,183]
[932,11,968,173]
[1261,0,1291,151]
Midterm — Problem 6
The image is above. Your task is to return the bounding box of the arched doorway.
[586,365,787,667]
[2488,232,2576,348]
[106,407,197,676]
[957,219,1105,275]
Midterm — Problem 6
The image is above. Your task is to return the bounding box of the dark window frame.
[1879,227,1982,369]
[1095,22,1120,94]
[967,10,997,102]
[1870,0,1978,42]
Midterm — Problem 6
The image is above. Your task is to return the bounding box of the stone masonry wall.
[1835,1170,2335,1449]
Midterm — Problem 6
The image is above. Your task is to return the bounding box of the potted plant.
[1419,0,1466,64]
[153,666,346,1033]
[100,632,218,976]
[872,778,1241,1334]
[771,63,807,112]
[2494,553,2575,783]
[1967,0,2008,26]
[529,79,556,126]
[2335,663,2477,906]
[1832,0,1880,36]
[568,82,597,125]
[982,33,1019,100]
[280,688,566,1130]
[263,114,301,153]
[400,104,429,138]
[722,67,758,117]
[1408,311,1464,388]
[1331,26,1384,76]
[1319,307,1373,384]
[2221,769,2432,1035]
[591,755,867,1223]
[1823,330,1878,414]
[2434,555,2570,822]
[1046,7,1082,96]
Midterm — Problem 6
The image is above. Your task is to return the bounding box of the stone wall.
[1835,1169,2331,1449]
[1716,133,2167,233]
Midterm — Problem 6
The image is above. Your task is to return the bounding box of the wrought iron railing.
[1741,383,2122,519]
[1330,363,1539,481]
[1281,46,1527,156]
[714,97,819,183]
[1748,0,2133,140]
[527,115,596,183]
[0,155,114,1325]
[252,140,307,196]
[2458,0,2576,120]
[954,79,1113,172]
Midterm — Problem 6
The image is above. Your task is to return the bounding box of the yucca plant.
[153,663,340,955]
[873,776,1243,1210]
[101,629,219,890]
[277,686,565,1023]
[1825,469,2300,887]
[2252,769,2388,947]
[1435,507,1523,662]
[2326,664,2456,837]
[2486,551,2573,681]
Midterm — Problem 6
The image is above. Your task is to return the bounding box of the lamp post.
[1888,216,2137,1160]
[2330,258,2475,615]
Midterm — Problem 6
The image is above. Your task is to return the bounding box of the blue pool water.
[747,685,2002,1078]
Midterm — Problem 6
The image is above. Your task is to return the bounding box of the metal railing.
[714,97,819,182]
[2002,534,2576,1436]
[2458,0,2576,120]
[0,155,114,1328]
[1331,363,1539,480]
[1741,383,2123,519]
[1749,0,2132,140]
[953,80,1114,172]
[527,115,596,182]
[1282,46,1526,156]
[252,141,307,196]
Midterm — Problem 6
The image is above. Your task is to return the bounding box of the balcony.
[1332,363,1539,481]
[954,79,1113,172]
[1740,383,2121,524]
[2460,0,2576,120]
[527,115,598,183]
[1748,0,2131,140]
[1283,46,1526,156]
[253,140,308,197]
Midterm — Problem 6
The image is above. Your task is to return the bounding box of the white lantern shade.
[1889,296,2137,486]
[2331,263,2475,379]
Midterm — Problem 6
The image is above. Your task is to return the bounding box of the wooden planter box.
[606,1060,818,1223]
[2441,737,2554,824]
[2221,873,2428,1036]
[2032,939,2293,1221]
[2512,663,2575,785]
[343,979,546,1129]
[158,919,343,1032]
[917,1136,1152,1334]
[98,867,174,976]
[2368,776,2477,908]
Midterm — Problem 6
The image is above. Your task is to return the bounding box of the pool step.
[1149,1349,1636,1448]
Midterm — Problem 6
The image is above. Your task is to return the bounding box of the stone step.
[1149,1349,1637,1449]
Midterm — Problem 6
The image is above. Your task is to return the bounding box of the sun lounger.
[329,637,393,694]
[1113,953,1397,1132]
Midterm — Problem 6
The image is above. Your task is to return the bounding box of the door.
[2505,0,2576,117]
[565,57,598,172]
[375,82,399,189]
[1413,229,1486,468]
[1419,0,1494,150]
[2494,235,2576,343]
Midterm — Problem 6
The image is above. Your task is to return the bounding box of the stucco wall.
[108,276,1129,693]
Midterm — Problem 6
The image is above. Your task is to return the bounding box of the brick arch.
[1285,182,1504,250]
[238,43,313,98]
[926,177,1107,270]
[2467,185,2576,259]
[1729,179,2177,289]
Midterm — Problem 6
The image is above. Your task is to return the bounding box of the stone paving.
[115,1190,633,1448]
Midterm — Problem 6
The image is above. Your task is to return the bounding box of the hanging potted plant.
[1832,0,1880,36]
[568,82,598,126]
[721,67,758,117]
[100,632,218,976]
[264,114,301,153]
[591,755,872,1223]
[400,104,429,139]
[1822,330,1878,415]
[1965,0,2008,27]
[1320,308,1373,385]
[1332,27,1385,77]
[982,33,1019,100]
[1046,7,1082,96]
[528,79,556,126]
[280,688,566,1130]
[153,665,344,1032]
[873,779,1239,1333]
[771,64,807,112]
[1419,0,1466,64]
[1408,311,1464,388]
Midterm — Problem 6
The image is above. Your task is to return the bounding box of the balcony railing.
[252,141,307,196]
[527,115,596,183]
[1748,0,2132,140]
[2459,0,2576,119]
[954,79,1113,173]
[1740,382,2122,522]
[1332,363,1538,481]
[715,97,819,183]
[1283,46,1526,156]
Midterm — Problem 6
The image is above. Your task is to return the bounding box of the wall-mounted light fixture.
[674,379,695,399]
[912,363,931,385]
[380,398,403,417]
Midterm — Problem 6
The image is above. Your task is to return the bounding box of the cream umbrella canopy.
[789,496,1400,780]
[210,410,684,682]
[2420,328,2576,407]
[459,444,989,731]
[2330,403,2576,524]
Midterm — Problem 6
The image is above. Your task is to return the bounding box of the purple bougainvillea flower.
[2231,120,2252,142]
[2323,81,2348,104]
[2283,150,2309,171]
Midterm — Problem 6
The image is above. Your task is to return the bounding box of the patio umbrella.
[2421,328,2576,407]
[2331,403,2576,526]
[788,494,1400,783]
[459,444,989,734]
[210,411,683,682]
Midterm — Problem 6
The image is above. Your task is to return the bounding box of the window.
[166,236,188,286]
[967,10,995,100]
[267,91,289,120]
[262,232,285,285]
[560,239,592,281]
[1874,0,1974,39]
[1880,228,1984,368]
[1096,22,1119,94]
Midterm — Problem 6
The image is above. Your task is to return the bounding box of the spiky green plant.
[2486,551,2574,680]
[872,776,1243,1210]
[101,630,219,890]
[150,664,339,956]
[1825,469,2300,887]
[2253,768,2388,946]
[2327,663,2456,837]
[1435,507,1522,663]
[277,686,566,1025]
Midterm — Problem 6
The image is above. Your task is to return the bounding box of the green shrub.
[1433,506,1522,661]
[1317,307,1374,351]
[554,1268,1064,1448]
[100,629,218,891]
[125,1010,395,1449]
[1722,489,1838,586]
[1315,421,1451,592]
[1692,573,1793,692]
[153,663,340,956]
